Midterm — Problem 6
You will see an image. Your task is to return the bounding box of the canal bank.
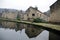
[0,18,60,33]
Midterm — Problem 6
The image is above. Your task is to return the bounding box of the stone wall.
[41,14,49,22]
[49,0,60,22]
[2,11,18,20]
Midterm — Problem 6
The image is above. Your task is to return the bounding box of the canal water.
[0,21,60,40]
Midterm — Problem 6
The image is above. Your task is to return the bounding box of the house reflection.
[25,25,43,38]
[0,21,27,31]
[1,21,17,29]
[0,21,44,38]
[15,23,27,32]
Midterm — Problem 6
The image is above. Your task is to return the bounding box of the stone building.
[17,10,27,20]
[23,7,42,21]
[42,10,51,22]
[23,7,49,22]
[2,9,18,20]
[22,13,28,20]
[49,0,60,23]
[41,13,50,22]
[0,7,49,22]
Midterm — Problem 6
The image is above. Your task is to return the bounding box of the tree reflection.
[15,23,25,32]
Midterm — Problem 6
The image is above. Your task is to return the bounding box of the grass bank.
[0,18,60,32]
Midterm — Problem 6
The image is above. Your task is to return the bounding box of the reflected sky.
[0,20,60,40]
[0,21,49,40]
[0,28,49,40]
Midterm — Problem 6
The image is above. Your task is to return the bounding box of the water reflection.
[49,32,60,40]
[25,25,43,38]
[0,21,60,40]
[0,21,44,38]
[1,21,17,29]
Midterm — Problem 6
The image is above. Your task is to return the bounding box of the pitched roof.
[50,0,60,8]
[26,6,43,13]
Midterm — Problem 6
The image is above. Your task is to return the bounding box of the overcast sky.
[0,0,57,12]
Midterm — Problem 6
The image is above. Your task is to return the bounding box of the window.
[32,14,35,16]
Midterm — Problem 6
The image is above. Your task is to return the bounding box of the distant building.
[23,7,49,21]
[49,0,60,23]
[22,14,27,20]
[41,10,51,22]
[18,10,25,20]
[23,7,41,21]
[2,9,18,20]
[0,7,49,22]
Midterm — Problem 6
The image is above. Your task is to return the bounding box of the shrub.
[17,16,20,20]
[33,18,45,23]
[17,18,20,20]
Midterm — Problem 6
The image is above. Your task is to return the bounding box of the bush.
[17,18,20,20]
[33,18,45,23]
[17,16,20,20]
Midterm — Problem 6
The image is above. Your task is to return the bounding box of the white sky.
[0,0,57,12]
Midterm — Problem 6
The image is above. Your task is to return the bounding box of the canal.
[0,21,60,40]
